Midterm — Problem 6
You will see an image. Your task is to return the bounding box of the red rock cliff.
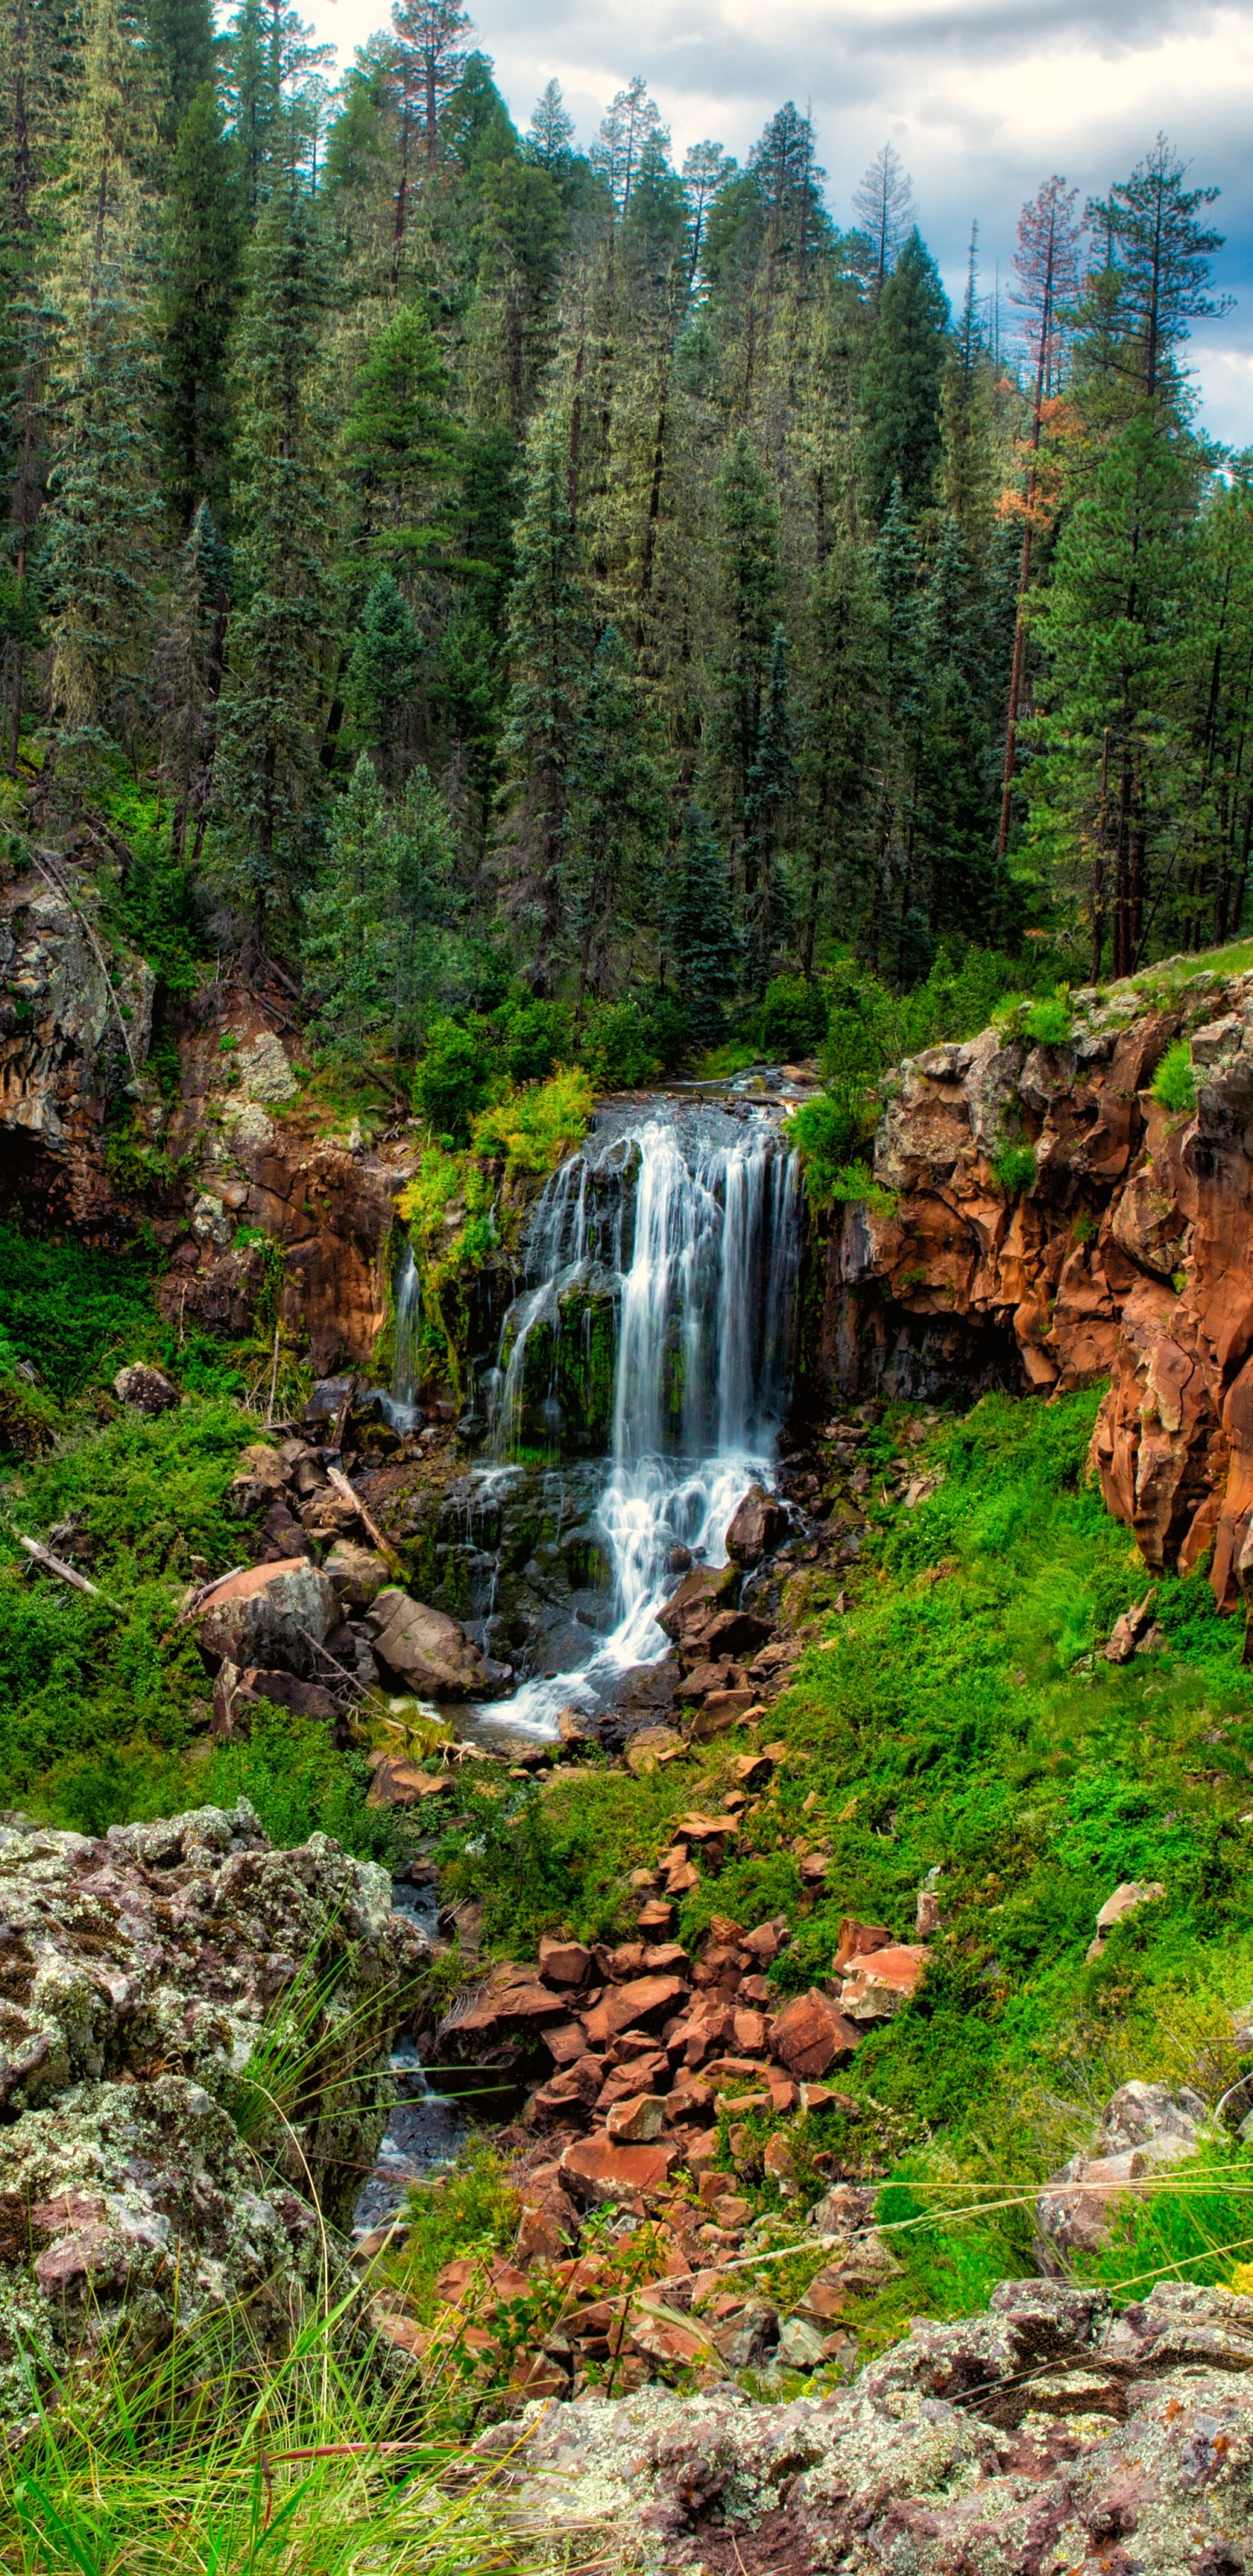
[813,966,1253,1610]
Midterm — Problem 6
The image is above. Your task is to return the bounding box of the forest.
[1,0,1251,1104]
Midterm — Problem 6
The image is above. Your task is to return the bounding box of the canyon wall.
[815,963,1253,1609]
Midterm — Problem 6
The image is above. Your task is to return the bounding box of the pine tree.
[147,0,214,151]
[591,76,666,218]
[794,538,884,971]
[159,78,243,527]
[303,748,396,1059]
[344,301,459,567]
[567,621,664,1003]
[390,0,471,170]
[214,180,334,956]
[345,568,421,784]
[159,495,229,858]
[852,142,914,292]
[43,0,160,755]
[743,622,794,989]
[525,78,573,175]
[995,175,1082,856]
[713,426,781,842]
[859,228,950,523]
[939,225,997,554]
[496,392,593,983]
[667,802,740,1044]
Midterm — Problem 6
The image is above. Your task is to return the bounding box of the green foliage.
[411,1014,494,1143]
[1152,1038,1198,1114]
[580,995,684,1089]
[757,973,828,1059]
[1022,993,1074,1044]
[0,1222,165,1397]
[829,1160,901,1218]
[990,1141,1037,1194]
[787,1090,870,1207]
[204,1707,398,1862]
[396,2140,521,2322]
[469,1063,593,1175]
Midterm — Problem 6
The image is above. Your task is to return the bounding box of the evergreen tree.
[939,226,997,553]
[147,0,214,151]
[497,392,593,983]
[852,141,914,292]
[668,802,740,1044]
[159,494,229,858]
[592,76,666,218]
[713,426,781,844]
[525,78,573,176]
[345,568,421,783]
[743,622,794,989]
[390,0,471,169]
[159,77,243,527]
[995,174,1082,856]
[567,621,664,1003]
[214,180,334,955]
[860,228,950,523]
[344,301,459,567]
[44,0,160,753]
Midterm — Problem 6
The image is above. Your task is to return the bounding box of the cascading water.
[392,1240,421,1422]
[471,1100,801,1735]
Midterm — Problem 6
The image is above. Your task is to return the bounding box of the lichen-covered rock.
[479,2277,1253,2572]
[195,1558,337,1673]
[0,1804,425,2422]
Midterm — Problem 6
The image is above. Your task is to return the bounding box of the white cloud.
[301,0,1253,442]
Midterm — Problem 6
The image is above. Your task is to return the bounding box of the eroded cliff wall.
[814,963,1253,1609]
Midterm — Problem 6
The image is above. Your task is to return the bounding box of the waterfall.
[392,1241,421,1419]
[473,1101,801,1734]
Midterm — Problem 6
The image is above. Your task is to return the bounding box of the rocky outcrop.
[1,857,155,1229]
[0,1803,425,2418]
[814,964,1253,1604]
[481,2277,1253,2572]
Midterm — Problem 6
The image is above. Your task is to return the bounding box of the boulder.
[1086,1878,1166,1959]
[0,1804,423,2421]
[688,1689,757,1739]
[486,2278,1253,2571]
[605,2095,666,2143]
[724,1483,787,1565]
[558,2136,680,2204]
[369,1587,486,1696]
[197,1558,337,1676]
[1036,2083,1207,2271]
[581,1976,688,2046]
[113,1362,178,1414]
[831,1917,892,1974]
[767,1989,860,2077]
[322,1540,391,1611]
[538,1936,592,1989]
[837,1942,928,2022]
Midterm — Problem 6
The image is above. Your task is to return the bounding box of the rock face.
[1,861,155,1229]
[814,963,1253,1606]
[482,2277,1253,2573]
[0,1804,425,2420]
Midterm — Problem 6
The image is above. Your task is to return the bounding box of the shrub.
[990,1141,1037,1195]
[757,974,828,1060]
[1152,1038,1197,1116]
[471,1065,593,1177]
[830,1159,901,1218]
[787,1086,868,1206]
[580,996,674,1090]
[0,1221,165,1397]
[1022,992,1074,1045]
[492,996,574,1086]
[411,1016,495,1144]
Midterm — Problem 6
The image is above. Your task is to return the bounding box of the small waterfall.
[472,1101,801,1734]
[392,1241,421,1420]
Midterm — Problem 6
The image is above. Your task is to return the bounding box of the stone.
[709,2300,779,2366]
[625,1726,687,1777]
[1086,1879,1166,1959]
[724,1484,787,1565]
[688,1689,756,1739]
[831,1918,892,1974]
[112,1363,178,1414]
[556,1706,593,1748]
[767,1989,860,2078]
[580,1976,688,2046]
[322,1540,390,1611]
[237,1031,298,1103]
[605,2095,666,2143]
[1036,2082,1208,2270]
[776,2311,828,2369]
[741,1921,784,1962]
[635,1897,676,1935]
[538,1936,593,1988]
[837,1942,929,2021]
[370,1587,486,1697]
[626,2307,714,2370]
[365,1758,451,1807]
[197,1558,337,1677]
[557,2136,680,2204]
[1104,1591,1158,1662]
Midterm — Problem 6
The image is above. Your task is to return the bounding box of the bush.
[1022,993,1074,1045]
[0,1221,165,1397]
[580,996,674,1090]
[787,1086,869,1206]
[471,1065,594,1177]
[1152,1038,1197,1116]
[492,997,574,1086]
[411,1016,495,1144]
[757,974,828,1060]
[990,1141,1037,1194]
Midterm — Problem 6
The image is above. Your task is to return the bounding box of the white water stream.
[472,1104,801,1736]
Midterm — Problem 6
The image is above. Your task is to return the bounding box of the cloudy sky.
[305,0,1253,444]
